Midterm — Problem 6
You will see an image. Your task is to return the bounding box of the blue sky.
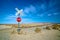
[0,0,60,24]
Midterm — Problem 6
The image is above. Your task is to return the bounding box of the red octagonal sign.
[17,17,21,22]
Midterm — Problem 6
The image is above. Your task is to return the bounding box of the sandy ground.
[0,25,60,40]
[10,29,60,40]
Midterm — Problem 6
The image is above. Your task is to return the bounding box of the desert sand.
[0,24,60,40]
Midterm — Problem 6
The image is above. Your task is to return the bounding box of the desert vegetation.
[46,26,51,30]
[0,23,60,40]
[52,24,60,31]
[34,28,41,33]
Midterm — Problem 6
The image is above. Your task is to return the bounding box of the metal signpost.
[17,17,21,33]
[15,8,23,34]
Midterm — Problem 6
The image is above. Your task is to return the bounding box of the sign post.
[15,8,23,34]
[17,17,21,33]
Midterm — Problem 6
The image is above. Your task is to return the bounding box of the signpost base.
[17,22,21,33]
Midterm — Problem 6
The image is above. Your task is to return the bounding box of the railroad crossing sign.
[15,8,23,34]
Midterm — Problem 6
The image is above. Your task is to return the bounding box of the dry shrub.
[12,24,18,28]
[21,25,24,28]
[52,26,58,30]
[18,30,23,34]
[11,30,16,34]
[46,27,50,30]
[58,28,60,31]
[52,24,60,30]
[35,28,41,33]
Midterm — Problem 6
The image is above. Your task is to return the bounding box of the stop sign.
[17,17,21,22]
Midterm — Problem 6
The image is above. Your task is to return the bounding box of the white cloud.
[24,7,30,13]
[20,12,27,17]
[53,13,58,15]
[48,14,52,16]
[5,14,16,20]
[24,5,36,14]
[29,5,36,13]
[8,15,16,18]
[21,18,33,23]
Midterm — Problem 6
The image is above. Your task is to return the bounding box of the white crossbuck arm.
[15,8,23,16]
